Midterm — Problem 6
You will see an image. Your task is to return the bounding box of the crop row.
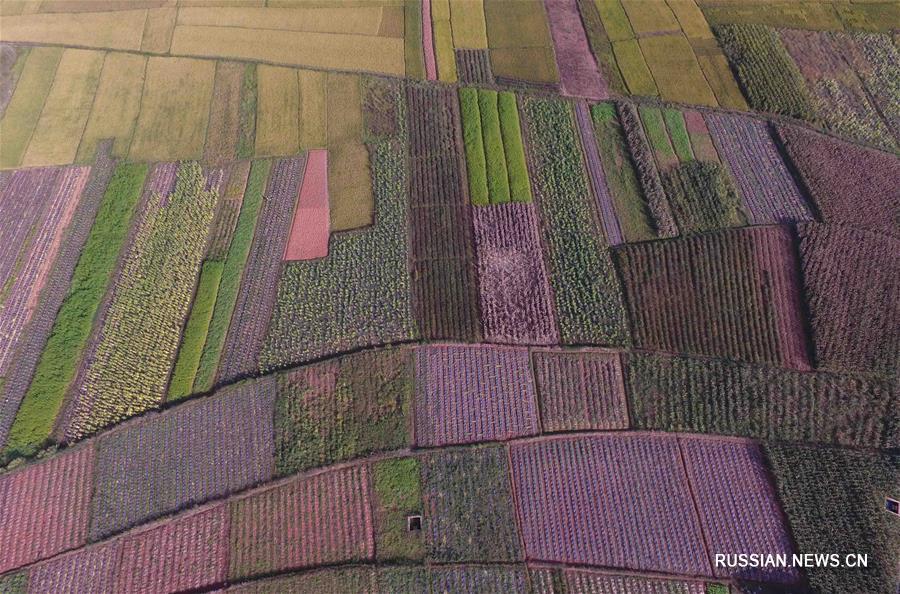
[217,157,304,383]
[544,0,607,100]
[205,161,251,261]
[455,49,494,86]
[259,78,417,368]
[661,160,745,234]
[573,101,623,245]
[522,97,630,345]
[0,168,61,286]
[66,163,219,439]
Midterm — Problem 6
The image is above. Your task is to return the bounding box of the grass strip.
[4,163,148,456]
[477,89,510,204]
[497,91,532,203]
[374,457,424,561]
[638,105,676,164]
[167,260,224,401]
[662,108,694,161]
[458,88,489,206]
[192,160,269,393]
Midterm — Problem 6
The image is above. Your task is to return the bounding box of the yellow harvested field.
[432,0,451,21]
[612,39,658,96]
[639,34,717,107]
[77,53,147,161]
[37,1,166,12]
[179,0,265,6]
[666,0,714,38]
[255,65,300,157]
[141,7,177,53]
[450,0,488,48]
[298,70,327,149]
[696,51,749,111]
[0,10,146,51]
[378,5,405,37]
[176,6,385,35]
[22,49,104,167]
[128,57,215,162]
[621,0,680,34]
[329,142,373,231]
[169,25,405,76]
[326,73,362,146]
[0,46,62,169]
[594,0,634,42]
[434,19,458,83]
[203,61,244,164]
[491,47,558,84]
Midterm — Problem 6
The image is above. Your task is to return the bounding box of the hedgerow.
[5,162,147,457]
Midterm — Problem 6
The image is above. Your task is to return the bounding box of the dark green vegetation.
[626,353,897,449]
[168,261,224,401]
[0,571,27,593]
[478,89,511,203]
[273,349,412,475]
[662,161,745,233]
[591,103,654,242]
[193,160,269,393]
[373,457,424,561]
[459,87,488,205]
[715,24,817,121]
[522,96,630,346]
[639,106,676,166]
[5,163,148,458]
[766,445,900,594]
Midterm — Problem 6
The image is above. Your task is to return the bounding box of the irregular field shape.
[285,148,330,261]
[89,379,275,539]
[229,464,374,578]
[509,434,711,575]
[679,436,799,583]
[140,7,177,54]
[0,445,94,573]
[414,344,539,446]
[169,25,405,76]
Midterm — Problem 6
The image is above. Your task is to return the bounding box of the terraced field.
[0,3,896,593]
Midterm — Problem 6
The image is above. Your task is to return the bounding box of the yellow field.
[666,0,714,38]
[298,70,327,149]
[22,49,104,167]
[128,57,216,162]
[169,25,405,76]
[621,0,681,34]
[141,7,178,54]
[176,6,385,35]
[612,39,658,97]
[255,65,301,157]
[0,9,146,51]
[329,142,373,231]
[326,73,362,146]
[450,0,488,48]
[434,19,458,83]
[378,5,404,37]
[77,53,147,161]
[639,35,717,107]
[695,49,749,111]
[204,61,244,164]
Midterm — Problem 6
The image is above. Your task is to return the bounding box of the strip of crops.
[574,102,622,245]
[680,437,799,584]
[89,378,275,540]
[204,61,244,164]
[229,464,373,579]
[639,105,678,170]
[840,32,900,145]
[458,88,489,205]
[798,224,898,376]
[776,124,899,238]
[193,160,269,393]
[682,110,721,163]
[521,96,630,346]
[414,345,539,447]
[422,446,522,562]
[498,92,532,203]
[472,203,558,345]
[478,90,511,202]
[27,539,120,593]
[455,49,494,85]
[274,349,411,475]
[372,457,424,562]
[509,435,711,575]
[236,63,257,159]
[714,24,817,120]
[115,504,228,593]
[661,161,745,233]
[407,84,480,341]
[532,349,627,432]
[617,102,677,237]
[544,0,607,99]
[260,79,417,367]
[662,109,694,162]
[230,567,377,593]
[66,163,218,439]
[625,352,896,449]
[564,570,708,593]
[766,445,900,594]
[206,162,250,261]
[0,167,89,376]
[616,226,811,368]
[284,149,329,261]
[430,566,528,593]
[4,162,147,458]
[0,446,94,573]
[217,157,304,383]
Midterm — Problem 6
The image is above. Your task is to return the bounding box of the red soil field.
[284,149,330,261]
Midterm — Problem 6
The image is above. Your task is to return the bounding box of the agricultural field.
[0,2,897,593]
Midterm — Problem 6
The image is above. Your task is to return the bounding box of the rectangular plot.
[0,46,61,168]
[27,540,120,594]
[621,0,680,34]
[326,72,363,146]
[285,148,330,261]
[455,48,493,85]
[176,6,384,34]
[639,34,717,107]
[412,257,481,342]
[329,141,373,231]
[255,65,300,157]
[509,434,711,575]
[0,9,145,51]
[89,379,275,539]
[229,464,374,579]
[565,570,707,594]
[611,39,657,97]
[430,566,528,593]
[298,69,327,149]
[141,7,177,53]
[545,0,608,99]
[204,61,244,164]
[129,57,215,162]
[23,49,103,167]
[434,19,457,82]
[533,349,627,432]
[0,446,94,573]
[414,344,539,446]
[77,52,146,161]
[450,0,488,48]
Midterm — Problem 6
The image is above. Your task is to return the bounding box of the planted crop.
[573,101,622,245]
[639,105,677,169]
[544,0,608,99]
[458,87,488,206]
[27,540,120,593]
[521,97,630,345]
[373,457,424,561]
[662,160,745,233]
[497,92,531,202]
[565,571,708,593]
[662,108,694,162]
[205,161,251,261]
[430,566,528,594]
[414,344,539,446]
[455,49,494,86]
[478,89,510,203]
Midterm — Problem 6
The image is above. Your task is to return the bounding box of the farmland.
[0,2,896,593]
